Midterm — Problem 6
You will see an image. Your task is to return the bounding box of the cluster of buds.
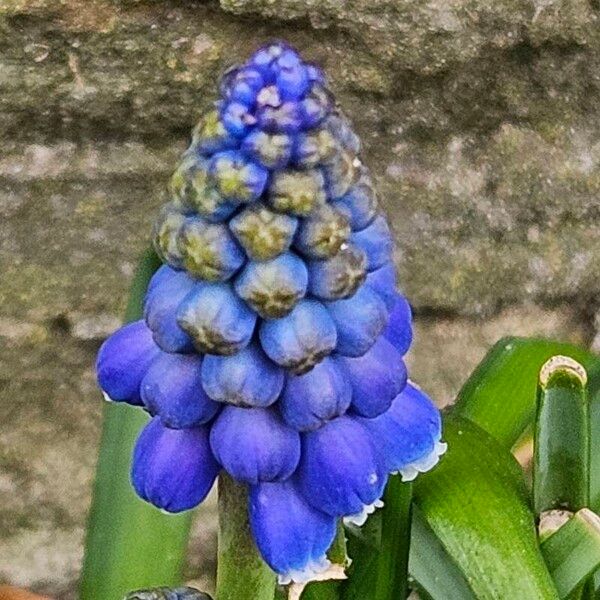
[96,42,445,583]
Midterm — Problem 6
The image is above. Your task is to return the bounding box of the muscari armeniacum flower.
[95,42,446,585]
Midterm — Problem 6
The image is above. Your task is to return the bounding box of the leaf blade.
[413,415,559,600]
[454,337,600,449]
[408,506,476,600]
[541,510,600,599]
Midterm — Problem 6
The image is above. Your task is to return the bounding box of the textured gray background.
[0,0,599,596]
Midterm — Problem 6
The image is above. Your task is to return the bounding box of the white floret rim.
[342,498,385,527]
[397,440,448,482]
[278,555,331,585]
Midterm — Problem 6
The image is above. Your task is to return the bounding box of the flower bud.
[383,294,413,356]
[234,253,307,319]
[177,283,256,355]
[153,203,187,270]
[241,129,293,170]
[191,109,238,155]
[325,111,361,155]
[131,417,218,513]
[365,261,397,310]
[280,357,351,431]
[331,173,378,231]
[338,337,407,418]
[259,299,337,373]
[298,84,333,129]
[141,352,219,428]
[294,205,351,259]
[177,217,244,281]
[322,149,360,199]
[292,128,337,168]
[351,215,393,271]
[222,66,264,106]
[326,286,388,357]
[276,61,310,102]
[258,99,303,134]
[144,267,196,353]
[209,150,268,203]
[307,244,367,300]
[169,155,237,223]
[221,101,258,138]
[269,169,326,216]
[210,406,300,483]
[201,342,284,407]
[229,204,297,261]
[250,42,293,82]
[96,320,159,406]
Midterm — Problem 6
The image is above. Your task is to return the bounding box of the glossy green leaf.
[454,337,600,449]
[408,506,476,600]
[342,476,412,600]
[541,510,600,599]
[216,474,276,600]
[81,249,195,600]
[413,415,559,600]
[533,356,590,515]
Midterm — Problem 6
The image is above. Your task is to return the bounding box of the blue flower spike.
[96,41,445,585]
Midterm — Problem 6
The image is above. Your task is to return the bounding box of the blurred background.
[1,0,599,596]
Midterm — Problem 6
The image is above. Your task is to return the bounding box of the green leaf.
[408,506,476,600]
[453,337,600,449]
[81,249,194,600]
[342,476,412,600]
[413,415,559,600]
[216,474,276,600]
[541,510,600,599]
[533,356,590,515]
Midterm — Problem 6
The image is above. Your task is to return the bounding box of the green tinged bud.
[294,205,351,259]
[177,218,243,281]
[229,204,297,261]
[269,169,326,215]
[153,203,186,269]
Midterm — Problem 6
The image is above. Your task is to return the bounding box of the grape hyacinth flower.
[96,42,446,585]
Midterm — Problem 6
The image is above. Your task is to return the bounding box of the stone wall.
[0,0,598,595]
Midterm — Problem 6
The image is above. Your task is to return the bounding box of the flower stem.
[533,355,590,515]
[216,474,276,600]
